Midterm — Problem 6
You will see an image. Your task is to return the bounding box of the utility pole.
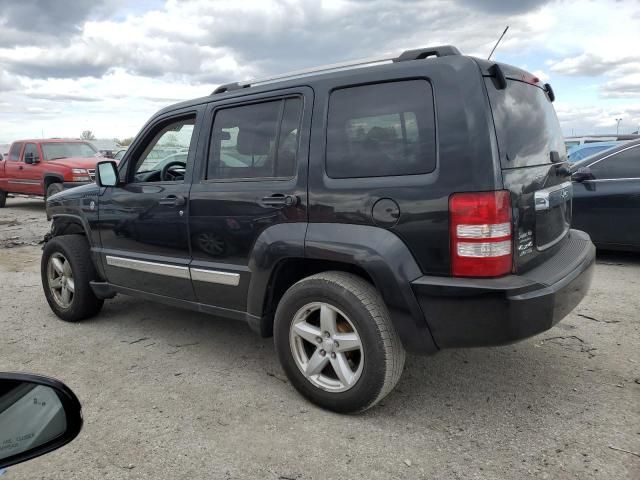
[615,118,622,135]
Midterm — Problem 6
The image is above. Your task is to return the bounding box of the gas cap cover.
[372,198,400,227]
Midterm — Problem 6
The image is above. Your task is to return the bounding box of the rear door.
[572,143,640,248]
[484,73,571,271]
[4,143,29,193]
[188,88,311,312]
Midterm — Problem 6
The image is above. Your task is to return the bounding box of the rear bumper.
[412,229,595,349]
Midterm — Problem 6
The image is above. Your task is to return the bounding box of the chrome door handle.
[260,194,298,207]
[159,195,186,207]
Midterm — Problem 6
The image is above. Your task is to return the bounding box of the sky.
[1,0,639,143]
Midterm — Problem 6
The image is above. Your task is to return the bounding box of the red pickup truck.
[0,139,103,208]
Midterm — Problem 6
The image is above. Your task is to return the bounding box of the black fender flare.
[51,214,92,241]
[247,222,307,318]
[43,173,64,192]
[246,222,438,354]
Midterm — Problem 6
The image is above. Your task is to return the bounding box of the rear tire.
[0,190,6,208]
[274,271,405,413]
[41,235,104,322]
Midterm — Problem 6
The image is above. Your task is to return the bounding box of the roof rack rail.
[211,45,460,94]
[393,45,461,62]
[211,82,249,95]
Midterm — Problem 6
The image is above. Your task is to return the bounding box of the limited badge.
[517,229,533,257]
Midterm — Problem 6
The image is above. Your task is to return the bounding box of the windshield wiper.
[48,156,67,160]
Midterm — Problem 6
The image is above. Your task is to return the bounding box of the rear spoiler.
[474,57,555,101]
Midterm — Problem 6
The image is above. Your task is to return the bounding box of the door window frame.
[196,87,312,185]
[119,107,204,186]
[23,143,40,163]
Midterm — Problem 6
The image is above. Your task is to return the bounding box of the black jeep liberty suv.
[43,45,595,413]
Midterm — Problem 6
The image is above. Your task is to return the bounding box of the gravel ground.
[1,198,638,480]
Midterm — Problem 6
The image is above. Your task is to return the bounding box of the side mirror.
[96,161,118,187]
[572,166,594,183]
[0,373,82,469]
[24,153,39,164]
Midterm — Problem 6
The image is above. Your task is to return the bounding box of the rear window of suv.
[326,80,436,178]
[486,80,566,169]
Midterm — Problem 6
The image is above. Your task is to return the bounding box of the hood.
[48,156,112,169]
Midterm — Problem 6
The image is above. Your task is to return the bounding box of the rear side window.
[208,97,302,180]
[589,145,640,180]
[486,80,565,169]
[8,143,23,161]
[326,80,436,178]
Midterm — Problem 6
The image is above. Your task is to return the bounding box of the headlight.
[71,168,90,182]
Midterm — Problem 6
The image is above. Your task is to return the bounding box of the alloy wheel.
[47,253,75,309]
[289,302,364,392]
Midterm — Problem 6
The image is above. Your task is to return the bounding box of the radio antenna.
[488,26,509,60]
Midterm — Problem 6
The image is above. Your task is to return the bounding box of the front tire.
[46,182,63,199]
[45,183,63,220]
[0,190,6,208]
[41,235,103,322]
[274,271,405,413]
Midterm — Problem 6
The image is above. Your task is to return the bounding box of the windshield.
[42,142,98,161]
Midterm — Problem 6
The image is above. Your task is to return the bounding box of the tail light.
[449,191,512,277]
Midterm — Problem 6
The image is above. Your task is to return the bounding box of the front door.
[21,143,43,194]
[96,108,204,300]
[188,89,312,312]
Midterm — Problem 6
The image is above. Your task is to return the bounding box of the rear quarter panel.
[307,56,501,276]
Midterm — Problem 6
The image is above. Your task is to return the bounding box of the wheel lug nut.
[330,353,336,359]
[316,337,322,343]
[319,350,326,356]
[334,341,339,348]
[324,331,330,338]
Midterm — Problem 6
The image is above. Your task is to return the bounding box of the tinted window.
[486,80,565,168]
[23,143,40,161]
[8,143,23,161]
[326,81,436,178]
[589,145,640,179]
[208,97,301,180]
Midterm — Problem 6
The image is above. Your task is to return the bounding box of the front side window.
[208,97,302,180]
[23,143,40,162]
[41,142,97,161]
[589,146,640,180]
[326,80,436,178]
[133,117,195,182]
[8,143,23,161]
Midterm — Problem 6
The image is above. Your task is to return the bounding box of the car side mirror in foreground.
[0,373,82,469]
[571,166,593,183]
[96,160,118,187]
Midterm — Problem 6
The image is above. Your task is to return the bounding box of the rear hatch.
[482,61,571,272]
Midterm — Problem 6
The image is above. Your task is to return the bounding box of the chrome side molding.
[106,256,240,286]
